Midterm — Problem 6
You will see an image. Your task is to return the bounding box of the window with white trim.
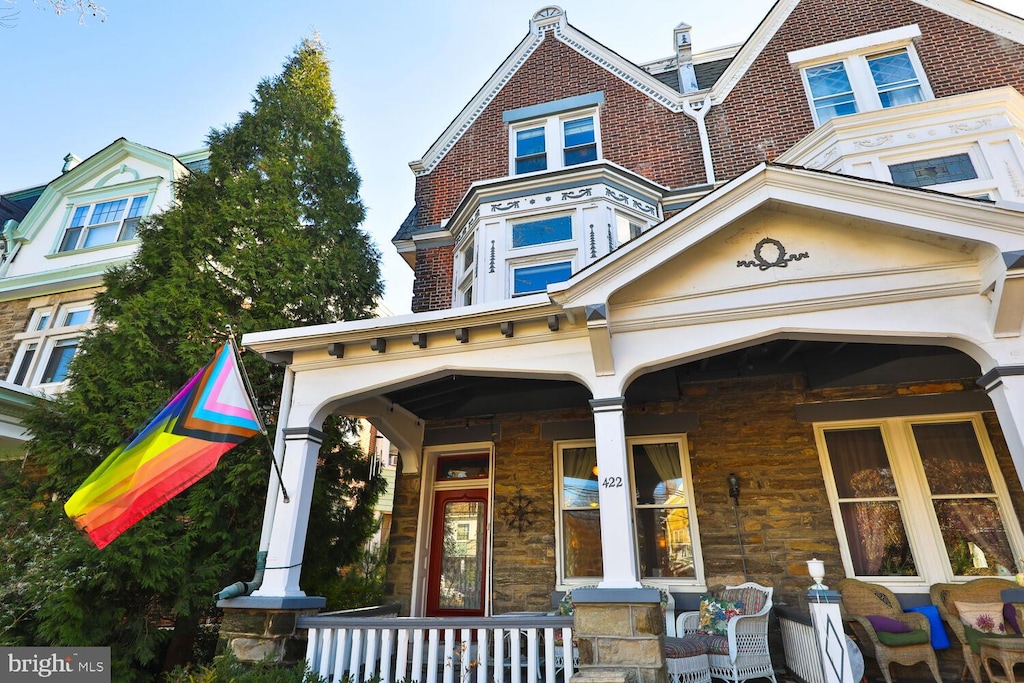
[556,435,701,585]
[816,415,1024,585]
[789,26,932,127]
[510,111,600,175]
[8,302,94,390]
[456,237,476,306]
[803,47,927,125]
[58,195,147,252]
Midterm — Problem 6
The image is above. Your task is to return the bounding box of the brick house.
[0,140,207,459]
[239,0,1024,676]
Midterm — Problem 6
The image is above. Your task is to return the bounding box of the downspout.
[215,363,295,600]
[681,94,716,185]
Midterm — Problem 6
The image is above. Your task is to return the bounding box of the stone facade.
[384,371,1023,614]
[0,296,33,377]
[218,607,319,666]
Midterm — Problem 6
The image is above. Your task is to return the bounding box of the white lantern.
[807,558,827,591]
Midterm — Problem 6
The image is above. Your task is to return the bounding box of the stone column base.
[217,596,325,666]
[571,588,668,683]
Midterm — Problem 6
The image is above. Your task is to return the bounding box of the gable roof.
[410,1,1024,179]
[709,0,1024,104]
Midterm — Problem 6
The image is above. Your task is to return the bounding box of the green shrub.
[165,653,324,683]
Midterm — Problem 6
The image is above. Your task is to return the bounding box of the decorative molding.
[736,237,810,270]
[1007,162,1024,198]
[562,188,592,200]
[853,135,893,149]
[589,224,597,258]
[607,224,613,252]
[606,189,629,203]
[949,118,991,134]
[490,200,521,212]
[632,199,657,216]
[488,240,496,273]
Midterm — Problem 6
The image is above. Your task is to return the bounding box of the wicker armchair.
[837,578,941,683]
[676,582,776,683]
[930,578,1018,683]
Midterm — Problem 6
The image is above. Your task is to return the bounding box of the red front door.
[426,488,488,617]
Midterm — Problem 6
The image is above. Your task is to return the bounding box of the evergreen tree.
[14,38,385,680]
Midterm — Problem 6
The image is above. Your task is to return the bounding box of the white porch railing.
[777,607,824,683]
[299,614,575,683]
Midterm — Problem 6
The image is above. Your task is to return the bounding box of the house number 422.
[601,476,623,488]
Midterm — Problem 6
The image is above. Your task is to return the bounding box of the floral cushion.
[697,596,743,636]
[954,600,1007,634]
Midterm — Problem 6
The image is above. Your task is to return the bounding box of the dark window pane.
[563,117,596,166]
[515,154,547,174]
[563,509,603,578]
[58,227,83,252]
[564,144,597,166]
[839,501,917,576]
[120,217,140,241]
[513,261,572,294]
[435,454,489,482]
[12,344,36,386]
[632,443,684,505]
[439,501,485,609]
[636,507,694,578]
[824,427,897,499]
[914,422,992,495]
[888,154,977,188]
[934,499,1015,576]
[512,215,572,248]
[41,339,78,383]
[562,447,598,508]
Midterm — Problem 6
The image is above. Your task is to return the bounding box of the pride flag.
[65,341,262,549]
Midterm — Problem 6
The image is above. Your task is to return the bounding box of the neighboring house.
[242,2,1024,667]
[0,139,207,458]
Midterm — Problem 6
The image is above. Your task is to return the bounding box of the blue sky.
[2,0,1021,314]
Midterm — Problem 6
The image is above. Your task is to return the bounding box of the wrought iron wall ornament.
[737,237,810,270]
[499,483,536,535]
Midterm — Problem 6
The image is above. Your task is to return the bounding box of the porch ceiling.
[380,340,980,420]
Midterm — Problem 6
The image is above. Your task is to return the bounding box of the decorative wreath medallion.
[737,237,810,270]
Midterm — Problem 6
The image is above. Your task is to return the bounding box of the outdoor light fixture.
[728,472,740,504]
[807,558,827,591]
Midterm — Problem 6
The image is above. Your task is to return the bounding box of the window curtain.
[826,428,904,575]
[914,423,1015,573]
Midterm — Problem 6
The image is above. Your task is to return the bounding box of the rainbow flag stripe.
[65,341,262,549]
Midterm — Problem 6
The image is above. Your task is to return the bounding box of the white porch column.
[590,397,641,588]
[980,366,1024,492]
[252,426,324,598]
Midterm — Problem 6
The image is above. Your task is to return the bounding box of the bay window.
[8,302,93,390]
[816,414,1024,586]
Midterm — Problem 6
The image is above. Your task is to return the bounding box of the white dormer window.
[790,26,932,126]
[505,92,605,176]
[58,195,148,252]
[512,113,599,175]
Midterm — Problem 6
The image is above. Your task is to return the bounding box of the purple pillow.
[1005,603,1021,635]
[865,615,912,633]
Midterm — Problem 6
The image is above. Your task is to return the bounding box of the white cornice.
[409,7,699,178]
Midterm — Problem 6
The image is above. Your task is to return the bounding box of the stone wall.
[383,372,1022,618]
[0,296,33,377]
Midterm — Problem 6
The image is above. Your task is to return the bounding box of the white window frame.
[8,301,94,391]
[789,25,933,127]
[455,236,477,307]
[815,413,1024,590]
[508,108,602,176]
[554,434,704,589]
[56,194,149,254]
[508,252,576,297]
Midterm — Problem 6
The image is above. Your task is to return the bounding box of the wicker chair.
[676,582,777,683]
[930,578,1018,683]
[837,578,941,683]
